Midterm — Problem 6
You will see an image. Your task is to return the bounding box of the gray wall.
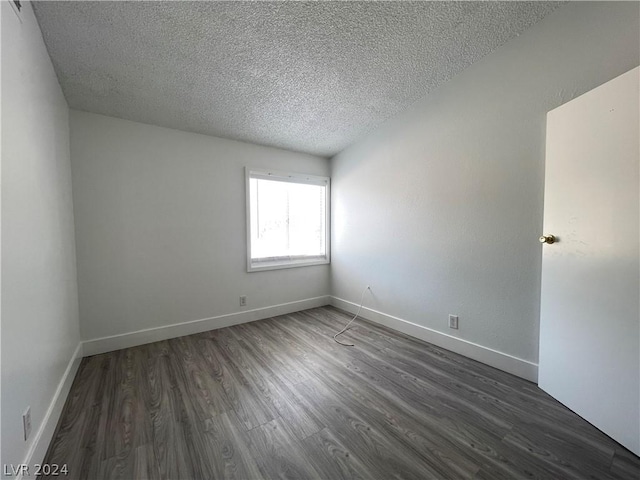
[330,2,639,366]
[70,111,330,341]
[1,1,81,468]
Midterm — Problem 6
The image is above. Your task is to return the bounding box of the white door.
[539,67,639,456]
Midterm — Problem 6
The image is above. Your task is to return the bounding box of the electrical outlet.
[448,314,459,330]
[23,407,31,441]
[9,0,23,21]
[239,295,247,307]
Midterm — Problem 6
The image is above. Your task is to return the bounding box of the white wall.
[330,2,639,378]
[1,0,81,470]
[70,111,330,344]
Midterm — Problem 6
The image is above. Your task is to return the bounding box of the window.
[246,168,330,272]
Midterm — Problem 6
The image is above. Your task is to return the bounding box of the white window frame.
[246,168,330,272]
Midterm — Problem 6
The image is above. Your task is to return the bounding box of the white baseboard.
[18,343,83,480]
[330,296,538,383]
[82,296,331,357]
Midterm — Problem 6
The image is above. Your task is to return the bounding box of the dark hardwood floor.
[43,306,640,479]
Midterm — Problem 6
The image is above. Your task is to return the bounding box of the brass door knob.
[539,234,556,244]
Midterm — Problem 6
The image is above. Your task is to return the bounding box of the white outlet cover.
[10,1,23,21]
[23,407,31,441]
[448,315,459,330]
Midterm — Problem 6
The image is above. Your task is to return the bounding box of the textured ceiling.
[33,1,561,157]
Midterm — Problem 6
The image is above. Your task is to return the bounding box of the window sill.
[248,256,330,272]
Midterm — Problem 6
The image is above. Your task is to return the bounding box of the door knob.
[539,234,556,244]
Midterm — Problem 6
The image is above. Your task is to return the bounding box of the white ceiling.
[33,1,562,157]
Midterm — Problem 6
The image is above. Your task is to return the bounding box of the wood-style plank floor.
[43,306,640,479]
